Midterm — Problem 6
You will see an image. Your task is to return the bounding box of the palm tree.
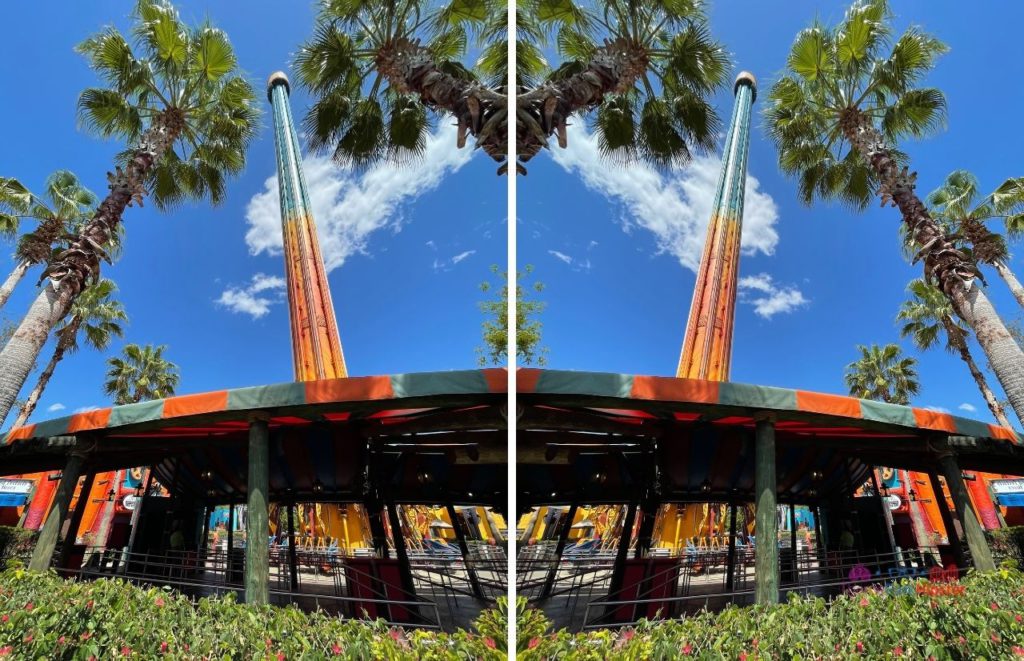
[0,0,257,426]
[898,278,1011,427]
[765,0,1024,425]
[516,0,729,172]
[927,170,1024,309]
[844,343,919,405]
[104,343,179,405]
[0,172,97,310]
[295,0,505,170]
[10,280,126,429]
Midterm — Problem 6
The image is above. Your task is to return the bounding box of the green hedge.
[987,526,1024,568]
[0,568,507,659]
[517,567,1024,660]
[0,528,35,570]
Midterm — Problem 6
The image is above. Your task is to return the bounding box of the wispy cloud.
[245,124,472,272]
[926,405,951,414]
[738,273,809,319]
[547,249,592,272]
[551,125,780,272]
[216,273,286,319]
[46,403,65,413]
[432,249,477,272]
[958,403,977,413]
[548,250,572,265]
[74,405,99,414]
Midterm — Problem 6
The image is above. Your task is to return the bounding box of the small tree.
[104,343,179,405]
[844,343,919,405]
[477,265,547,366]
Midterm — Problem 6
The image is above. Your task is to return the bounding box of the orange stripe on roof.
[68,408,112,433]
[5,424,35,443]
[162,391,229,419]
[989,424,1019,444]
[630,376,719,404]
[481,368,508,393]
[306,376,393,404]
[913,408,957,433]
[796,391,862,419]
[517,368,542,393]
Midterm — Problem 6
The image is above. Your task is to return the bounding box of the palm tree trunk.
[948,325,1013,427]
[840,109,1024,427]
[994,260,1024,310]
[0,112,182,426]
[10,340,68,429]
[0,260,30,312]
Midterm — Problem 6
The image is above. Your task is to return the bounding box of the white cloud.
[551,125,780,272]
[547,249,592,272]
[74,406,99,414]
[46,403,65,413]
[548,250,572,265]
[432,249,477,272]
[738,273,808,319]
[216,273,286,319]
[958,403,977,413]
[926,406,951,414]
[245,124,473,272]
[451,250,475,265]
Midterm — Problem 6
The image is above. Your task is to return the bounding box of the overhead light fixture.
[700,480,712,494]
[810,470,823,482]
[312,480,324,494]
[200,470,214,481]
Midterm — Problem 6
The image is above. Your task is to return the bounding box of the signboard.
[0,479,34,508]
[122,495,141,512]
[991,479,1024,507]
[884,495,902,512]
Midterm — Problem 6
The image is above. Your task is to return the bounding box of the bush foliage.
[0,528,35,571]
[517,567,1024,660]
[0,568,507,659]
[987,526,1024,568]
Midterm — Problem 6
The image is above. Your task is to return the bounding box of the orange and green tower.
[677,72,756,381]
[267,72,347,380]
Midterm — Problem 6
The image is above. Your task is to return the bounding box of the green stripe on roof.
[391,370,488,398]
[859,400,917,427]
[718,382,797,410]
[226,383,306,411]
[31,416,72,439]
[952,416,995,439]
[108,400,164,427]
[535,371,634,398]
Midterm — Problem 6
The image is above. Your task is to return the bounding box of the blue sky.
[521,0,1024,424]
[0,1,504,423]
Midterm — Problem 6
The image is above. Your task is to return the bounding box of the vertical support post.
[386,501,416,596]
[29,453,86,572]
[726,502,738,592]
[200,505,211,555]
[127,467,155,554]
[541,503,578,598]
[929,473,966,570]
[287,503,299,592]
[986,481,1008,529]
[245,416,270,604]
[634,502,658,559]
[227,504,235,560]
[608,502,638,597]
[754,415,779,605]
[447,504,484,599]
[57,472,96,572]
[871,469,898,557]
[367,504,389,559]
[938,454,995,572]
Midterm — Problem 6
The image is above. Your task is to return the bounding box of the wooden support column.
[446,504,484,599]
[245,416,270,604]
[754,415,779,604]
[57,472,96,572]
[200,506,211,555]
[287,503,299,592]
[938,454,995,571]
[634,503,658,559]
[227,504,235,559]
[367,505,389,558]
[29,453,86,572]
[726,503,738,592]
[929,473,966,570]
[608,502,638,598]
[127,467,155,554]
[386,501,416,596]
[541,503,578,598]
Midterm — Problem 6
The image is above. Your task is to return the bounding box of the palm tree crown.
[518,0,729,169]
[927,170,1024,267]
[897,278,965,354]
[104,343,179,405]
[57,279,127,354]
[0,171,97,265]
[844,343,919,405]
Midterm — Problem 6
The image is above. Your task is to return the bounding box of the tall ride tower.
[676,72,756,381]
[268,72,347,380]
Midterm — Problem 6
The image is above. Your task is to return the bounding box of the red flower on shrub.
[276,652,285,661]
[1017,614,1023,623]
[623,630,635,642]
[855,641,864,653]
[24,602,32,611]
[528,638,540,649]
[485,638,496,649]
[681,644,693,655]
[1013,646,1024,656]
[58,636,65,645]
[390,629,401,642]
[992,633,1001,643]
[86,600,94,609]
[931,631,943,641]
[266,639,273,649]
[22,635,31,643]
[331,644,343,655]
[122,646,132,656]
[0,647,11,657]
[738,652,747,661]
[859,597,869,607]
[992,602,1000,611]
[155,598,165,608]
[81,632,92,641]
[893,646,904,656]
[1,614,8,622]
[160,641,168,654]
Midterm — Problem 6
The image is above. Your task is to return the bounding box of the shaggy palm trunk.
[841,108,1024,427]
[0,112,182,426]
[994,260,1024,310]
[947,322,1013,427]
[10,335,71,429]
[0,260,30,312]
